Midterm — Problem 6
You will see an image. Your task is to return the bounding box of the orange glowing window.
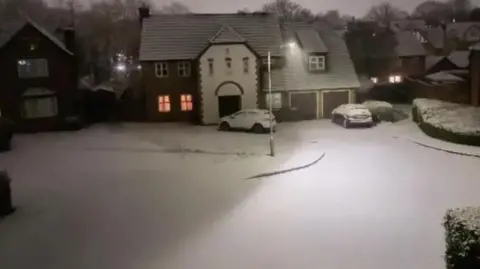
[158,95,171,112]
[180,94,193,111]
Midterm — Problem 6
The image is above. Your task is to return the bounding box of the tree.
[470,7,480,21]
[261,0,313,22]
[316,10,350,29]
[365,2,408,25]
[449,0,472,21]
[412,1,452,25]
[159,2,190,14]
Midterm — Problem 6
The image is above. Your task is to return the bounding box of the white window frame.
[308,56,325,71]
[155,62,168,78]
[178,61,191,77]
[17,58,49,78]
[208,58,214,76]
[266,93,282,110]
[243,57,249,74]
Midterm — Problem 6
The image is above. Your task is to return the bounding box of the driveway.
[0,120,479,269]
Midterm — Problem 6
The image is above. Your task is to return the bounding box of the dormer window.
[308,56,325,71]
[413,31,427,43]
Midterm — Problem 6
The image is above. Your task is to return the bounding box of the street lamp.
[267,41,297,157]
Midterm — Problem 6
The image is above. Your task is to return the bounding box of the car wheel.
[252,123,265,134]
[342,118,349,128]
[219,122,230,131]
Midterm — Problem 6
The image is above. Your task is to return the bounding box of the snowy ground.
[1,121,480,269]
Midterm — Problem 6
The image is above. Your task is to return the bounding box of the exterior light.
[17,60,27,65]
[137,65,142,70]
[371,77,378,83]
[287,42,296,48]
[115,63,126,72]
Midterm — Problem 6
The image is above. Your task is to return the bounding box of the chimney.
[139,5,150,24]
[63,27,75,54]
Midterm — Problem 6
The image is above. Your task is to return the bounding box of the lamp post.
[267,42,296,157]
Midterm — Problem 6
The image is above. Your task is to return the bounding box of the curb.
[408,139,480,158]
[247,152,326,179]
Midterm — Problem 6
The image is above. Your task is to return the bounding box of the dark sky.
[75,0,480,17]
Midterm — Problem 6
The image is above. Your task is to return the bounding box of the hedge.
[444,207,480,269]
[412,105,480,147]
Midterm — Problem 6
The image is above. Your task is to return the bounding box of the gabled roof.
[447,51,469,68]
[425,55,445,71]
[446,22,480,40]
[425,27,445,49]
[265,22,359,91]
[0,16,72,55]
[210,24,245,43]
[426,71,464,82]
[140,13,283,61]
[395,31,427,57]
[295,28,328,53]
[390,20,426,31]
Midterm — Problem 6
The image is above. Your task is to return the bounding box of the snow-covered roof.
[425,55,445,71]
[425,71,464,82]
[395,30,427,57]
[447,51,470,68]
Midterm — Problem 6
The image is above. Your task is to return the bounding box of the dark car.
[0,117,14,151]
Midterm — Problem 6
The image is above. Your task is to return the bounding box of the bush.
[444,207,480,269]
[412,99,480,146]
[62,115,85,131]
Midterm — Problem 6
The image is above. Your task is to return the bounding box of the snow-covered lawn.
[413,98,480,136]
[0,122,480,269]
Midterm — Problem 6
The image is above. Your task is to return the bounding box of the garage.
[289,92,317,120]
[322,90,350,118]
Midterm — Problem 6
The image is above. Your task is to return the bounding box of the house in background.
[0,16,78,132]
[265,22,359,121]
[139,10,359,123]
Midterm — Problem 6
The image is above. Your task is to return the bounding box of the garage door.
[290,92,317,120]
[322,91,349,118]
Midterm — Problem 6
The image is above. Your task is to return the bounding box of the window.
[22,88,58,119]
[178,61,191,77]
[262,58,276,65]
[180,94,193,111]
[389,75,402,83]
[208,58,214,75]
[243,57,249,74]
[17,59,48,78]
[155,62,168,77]
[413,31,427,43]
[265,93,282,109]
[158,95,171,112]
[371,77,378,83]
[225,57,232,69]
[308,56,325,71]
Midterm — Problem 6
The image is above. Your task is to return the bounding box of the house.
[446,22,480,50]
[425,50,470,74]
[469,43,480,106]
[0,16,78,131]
[264,22,359,120]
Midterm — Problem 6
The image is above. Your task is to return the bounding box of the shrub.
[444,207,480,269]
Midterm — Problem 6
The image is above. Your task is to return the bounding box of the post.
[268,51,275,157]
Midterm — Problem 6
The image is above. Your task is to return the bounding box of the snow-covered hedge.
[362,100,406,122]
[444,207,480,269]
[412,99,480,146]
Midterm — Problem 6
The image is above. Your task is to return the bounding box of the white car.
[331,104,373,128]
[219,109,276,133]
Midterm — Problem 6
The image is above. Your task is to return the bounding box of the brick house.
[0,17,78,131]
[139,10,359,123]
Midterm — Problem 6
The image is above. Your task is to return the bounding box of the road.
[0,121,479,269]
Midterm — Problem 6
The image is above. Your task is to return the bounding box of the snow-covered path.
[1,122,480,269]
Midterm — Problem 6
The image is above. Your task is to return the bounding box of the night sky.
[75,0,480,17]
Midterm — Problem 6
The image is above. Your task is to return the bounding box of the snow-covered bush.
[444,207,480,269]
[362,100,406,122]
[412,98,480,146]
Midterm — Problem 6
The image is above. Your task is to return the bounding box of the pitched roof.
[295,28,328,53]
[264,22,359,91]
[425,71,464,82]
[425,55,445,70]
[447,51,469,68]
[0,16,72,55]
[446,22,480,40]
[425,27,445,49]
[140,13,283,61]
[210,25,245,43]
[394,31,427,57]
[390,20,426,31]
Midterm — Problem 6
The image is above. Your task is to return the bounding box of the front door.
[218,95,241,118]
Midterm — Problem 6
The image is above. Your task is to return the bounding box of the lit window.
[394,75,402,83]
[208,58,214,75]
[371,77,378,83]
[180,94,193,111]
[17,59,49,78]
[158,95,171,112]
[155,62,168,77]
[389,75,402,83]
[266,93,282,109]
[243,57,249,74]
[389,76,395,83]
[22,88,57,119]
[178,61,190,77]
[308,56,325,71]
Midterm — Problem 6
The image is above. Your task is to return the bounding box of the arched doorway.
[215,81,244,117]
